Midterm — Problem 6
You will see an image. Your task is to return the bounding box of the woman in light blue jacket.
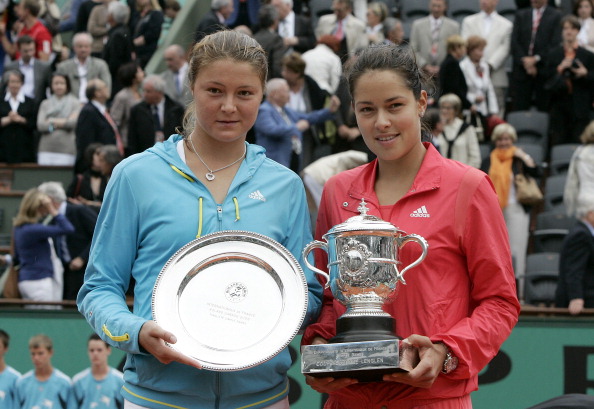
[77,30,323,409]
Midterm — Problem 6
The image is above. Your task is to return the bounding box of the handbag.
[2,264,20,298]
[515,173,543,206]
[1,229,21,298]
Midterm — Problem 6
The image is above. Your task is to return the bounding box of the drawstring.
[197,197,203,238]
[196,197,239,238]
[233,197,240,221]
[170,165,194,182]
[168,165,239,237]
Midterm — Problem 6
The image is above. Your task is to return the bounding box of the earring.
[419,111,425,118]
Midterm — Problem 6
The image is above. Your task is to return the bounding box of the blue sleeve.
[254,105,300,141]
[19,215,75,240]
[59,0,84,32]
[303,108,334,126]
[77,165,148,354]
[282,177,322,329]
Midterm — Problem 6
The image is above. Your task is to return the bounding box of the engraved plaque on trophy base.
[301,339,405,382]
[301,316,409,382]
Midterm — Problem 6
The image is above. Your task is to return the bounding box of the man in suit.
[38,181,97,301]
[253,5,286,79]
[555,195,594,315]
[314,0,368,63]
[461,0,513,117]
[56,32,112,103]
[128,75,184,155]
[410,0,460,77]
[160,44,191,107]
[103,1,132,97]
[272,0,315,54]
[194,0,234,43]
[510,0,562,111]
[4,35,51,112]
[254,78,339,171]
[74,79,120,173]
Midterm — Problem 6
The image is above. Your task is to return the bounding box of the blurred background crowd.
[0,0,593,315]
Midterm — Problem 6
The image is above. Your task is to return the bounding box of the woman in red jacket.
[302,44,520,408]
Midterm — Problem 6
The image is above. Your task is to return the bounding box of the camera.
[562,58,581,78]
[571,58,581,69]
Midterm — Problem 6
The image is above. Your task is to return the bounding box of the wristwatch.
[437,342,458,374]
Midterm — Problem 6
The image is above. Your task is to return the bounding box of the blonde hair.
[446,34,466,53]
[181,30,267,137]
[579,120,594,144]
[29,334,53,351]
[13,188,46,227]
[367,2,388,22]
[438,93,462,114]
[491,123,518,143]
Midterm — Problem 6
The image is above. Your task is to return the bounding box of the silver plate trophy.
[301,199,428,381]
[152,231,308,371]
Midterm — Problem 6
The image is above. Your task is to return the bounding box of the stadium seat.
[516,142,545,168]
[506,110,549,151]
[496,0,517,22]
[549,143,580,175]
[543,174,567,213]
[400,0,430,20]
[309,0,333,31]
[479,143,492,162]
[448,0,479,24]
[532,211,577,253]
[523,252,560,306]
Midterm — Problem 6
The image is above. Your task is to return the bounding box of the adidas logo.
[410,205,430,218]
[248,190,266,202]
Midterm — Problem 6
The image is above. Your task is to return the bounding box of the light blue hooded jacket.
[77,135,323,409]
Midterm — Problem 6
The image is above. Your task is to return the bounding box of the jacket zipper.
[217,205,223,230]
[215,373,221,409]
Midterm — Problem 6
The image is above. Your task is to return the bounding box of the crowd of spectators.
[0,0,593,311]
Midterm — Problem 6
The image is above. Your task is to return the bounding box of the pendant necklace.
[187,137,246,181]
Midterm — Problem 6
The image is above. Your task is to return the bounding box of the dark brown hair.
[344,43,426,101]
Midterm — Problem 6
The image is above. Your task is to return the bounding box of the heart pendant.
[205,173,215,181]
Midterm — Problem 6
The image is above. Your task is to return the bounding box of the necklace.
[187,137,246,181]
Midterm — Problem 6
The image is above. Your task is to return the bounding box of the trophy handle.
[394,234,429,284]
[302,241,331,288]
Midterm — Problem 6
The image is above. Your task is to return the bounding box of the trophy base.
[331,315,398,344]
[301,316,408,382]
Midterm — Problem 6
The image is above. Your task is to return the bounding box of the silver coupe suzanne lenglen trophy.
[301,199,428,382]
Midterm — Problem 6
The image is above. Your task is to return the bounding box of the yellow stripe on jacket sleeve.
[102,324,130,342]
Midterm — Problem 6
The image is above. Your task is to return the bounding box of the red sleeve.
[430,174,521,379]
[35,27,53,56]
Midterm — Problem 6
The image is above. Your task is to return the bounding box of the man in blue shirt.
[71,334,124,409]
[0,329,21,409]
[14,334,72,409]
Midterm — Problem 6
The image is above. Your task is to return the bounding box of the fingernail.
[170,335,177,343]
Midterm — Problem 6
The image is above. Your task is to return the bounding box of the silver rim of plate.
[152,230,308,371]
